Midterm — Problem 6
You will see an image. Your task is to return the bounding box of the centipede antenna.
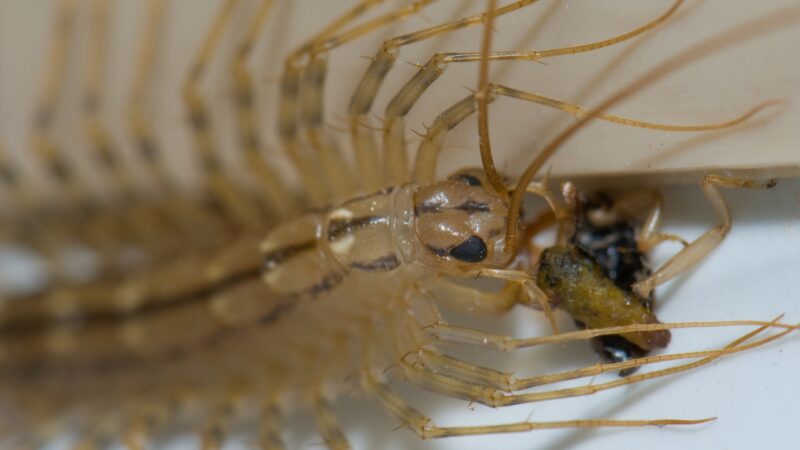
[491,85,784,131]
[476,0,507,200]
[503,3,800,258]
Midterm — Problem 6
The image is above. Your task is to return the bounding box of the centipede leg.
[476,268,560,334]
[199,393,241,450]
[258,400,285,450]
[420,278,521,315]
[417,318,794,391]
[311,393,352,450]
[300,57,357,201]
[633,175,777,298]
[362,370,712,439]
[183,0,266,230]
[230,0,298,218]
[278,1,394,207]
[412,94,487,184]
[400,320,790,408]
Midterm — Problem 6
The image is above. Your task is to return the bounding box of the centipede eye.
[448,235,487,262]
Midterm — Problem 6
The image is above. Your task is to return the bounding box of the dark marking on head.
[448,235,487,263]
[454,200,491,214]
[350,254,400,272]
[416,200,490,216]
[449,173,482,186]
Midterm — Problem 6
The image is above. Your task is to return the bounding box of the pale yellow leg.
[200,395,240,450]
[399,320,790,408]
[230,0,298,218]
[424,317,794,390]
[419,277,521,315]
[363,369,711,439]
[258,400,285,450]
[183,0,266,230]
[426,317,794,351]
[476,268,560,333]
[311,393,351,450]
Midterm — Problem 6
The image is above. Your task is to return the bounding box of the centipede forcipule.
[0,1,799,449]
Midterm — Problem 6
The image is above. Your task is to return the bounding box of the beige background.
[1,0,799,202]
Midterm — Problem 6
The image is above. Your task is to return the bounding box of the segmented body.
[0,1,799,449]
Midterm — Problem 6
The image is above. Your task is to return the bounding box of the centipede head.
[412,168,516,272]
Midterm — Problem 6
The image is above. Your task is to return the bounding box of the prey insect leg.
[632,175,777,298]
[574,187,689,252]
